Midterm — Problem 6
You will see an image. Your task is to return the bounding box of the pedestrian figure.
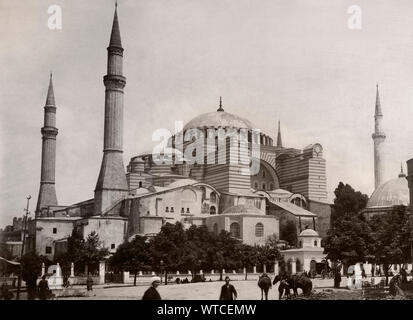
[26,274,38,300]
[219,276,237,300]
[86,273,94,296]
[142,276,162,300]
[38,275,50,300]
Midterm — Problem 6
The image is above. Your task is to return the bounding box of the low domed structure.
[364,169,409,219]
[299,228,319,237]
[366,174,409,208]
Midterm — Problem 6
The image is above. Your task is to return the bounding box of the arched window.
[262,171,266,178]
[314,240,318,247]
[254,182,258,189]
[213,223,218,236]
[200,187,206,202]
[210,206,216,215]
[269,184,274,190]
[230,222,240,238]
[262,183,266,190]
[210,192,216,203]
[139,181,142,188]
[255,223,264,237]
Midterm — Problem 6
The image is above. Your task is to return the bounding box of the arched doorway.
[310,260,317,276]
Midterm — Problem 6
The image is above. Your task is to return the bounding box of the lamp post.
[16,195,31,300]
[160,259,164,284]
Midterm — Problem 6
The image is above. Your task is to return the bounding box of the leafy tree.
[239,244,258,280]
[324,213,371,268]
[368,205,410,285]
[148,222,187,283]
[332,182,368,222]
[280,220,297,246]
[324,182,370,272]
[109,235,151,285]
[54,230,108,276]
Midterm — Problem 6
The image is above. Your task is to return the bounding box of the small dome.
[223,204,261,215]
[299,229,319,237]
[367,176,409,208]
[184,111,255,131]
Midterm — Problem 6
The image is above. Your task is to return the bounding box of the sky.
[2,0,413,226]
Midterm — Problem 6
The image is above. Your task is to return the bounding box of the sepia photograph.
[1,0,413,308]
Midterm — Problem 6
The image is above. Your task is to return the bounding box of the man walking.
[38,275,49,300]
[142,276,162,300]
[86,273,94,296]
[219,276,237,300]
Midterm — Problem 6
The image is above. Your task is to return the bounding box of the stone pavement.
[59,277,348,300]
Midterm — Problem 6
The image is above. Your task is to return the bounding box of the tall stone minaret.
[372,84,386,189]
[36,74,58,217]
[94,5,128,214]
[276,120,283,148]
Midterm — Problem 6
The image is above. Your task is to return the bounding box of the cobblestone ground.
[59,277,349,300]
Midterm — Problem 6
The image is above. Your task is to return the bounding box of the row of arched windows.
[253,182,274,191]
[224,222,264,238]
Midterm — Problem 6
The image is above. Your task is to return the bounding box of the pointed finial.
[109,2,122,48]
[375,83,382,117]
[45,73,55,106]
[399,162,406,178]
[276,120,283,148]
[217,96,224,112]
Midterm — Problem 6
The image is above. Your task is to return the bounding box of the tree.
[280,220,297,247]
[239,244,258,280]
[109,235,151,286]
[324,213,371,268]
[332,182,368,222]
[324,182,370,272]
[368,205,410,285]
[55,230,108,276]
[149,222,187,283]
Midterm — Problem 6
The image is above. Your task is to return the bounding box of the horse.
[273,275,291,300]
[257,273,272,300]
[273,273,313,299]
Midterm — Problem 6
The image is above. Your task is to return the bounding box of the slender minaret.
[94,4,128,214]
[276,120,283,148]
[372,84,386,189]
[36,74,58,216]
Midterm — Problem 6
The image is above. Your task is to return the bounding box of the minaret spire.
[217,96,224,112]
[399,163,406,178]
[276,120,283,148]
[372,83,386,189]
[109,3,122,48]
[94,4,128,215]
[36,74,59,216]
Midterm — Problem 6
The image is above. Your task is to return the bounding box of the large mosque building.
[26,6,331,259]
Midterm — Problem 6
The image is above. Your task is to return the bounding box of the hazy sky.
[2,0,413,226]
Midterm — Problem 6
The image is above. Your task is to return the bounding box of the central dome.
[367,175,409,208]
[184,111,255,131]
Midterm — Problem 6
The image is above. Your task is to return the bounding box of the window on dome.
[314,240,318,247]
[254,182,258,189]
[262,183,266,190]
[255,223,264,237]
